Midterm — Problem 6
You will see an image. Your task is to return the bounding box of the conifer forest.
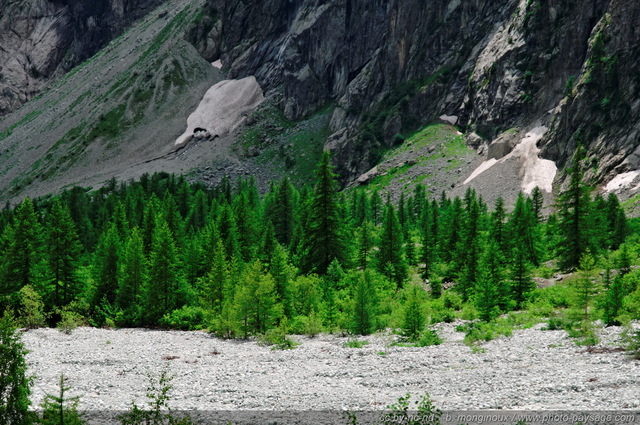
[0,149,638,345]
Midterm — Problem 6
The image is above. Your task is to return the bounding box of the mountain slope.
[0,0,223,201]
[200,0,640,198]
[1,0,639,205]
[0,0,165,115]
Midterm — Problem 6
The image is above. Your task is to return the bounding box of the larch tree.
[233,261,281,336]
[402,284,426,341]
[357,220,373,270]
[91,223,120,308]
[200,239,229,314]
[376,203,408,288]
[45,199,82,307]
[116,228,146,323]
[350,271,378,335]
[300,151,348,274]
[556,145,593,271]
[145,220,181,323]
[0,198,44,298]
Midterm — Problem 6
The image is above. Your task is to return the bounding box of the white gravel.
[21,323,639,411]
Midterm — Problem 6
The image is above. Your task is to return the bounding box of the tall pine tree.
[300,152,348,274]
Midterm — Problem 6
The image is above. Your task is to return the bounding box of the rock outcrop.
[0,0,163,115]
[194,0,640,190]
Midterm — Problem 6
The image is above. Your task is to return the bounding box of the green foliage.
[621,325,640,359]
[380,393,442,425]
[0,160,633,344]
[45,199,82,307]
[376,203,408,288]
[299,152,349,274]
[349,271,378,335]
[38,375,86,425]
[119,369,193,425]
[160,306,206,330]
[567,320,600,347]
[259,319,297,350]
[1,198,44,297]
[401,285,426,341]
[416,329,442,347]
[568,251,599,322]
[0,312,33,425]
[145,221,182,324]
[459,320,514,346]
[601,275,626,326]
[556,146,594,271]
[233,261,282,337]
[17,285,47,329]
[55,304,86,335]
[343,338,368,348]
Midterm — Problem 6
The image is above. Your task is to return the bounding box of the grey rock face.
[199,0,640,187]
[0,0,163,115]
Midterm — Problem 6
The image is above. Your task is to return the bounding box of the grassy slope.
[352,124,478,199]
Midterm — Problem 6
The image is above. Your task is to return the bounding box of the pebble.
[21,324,639,410]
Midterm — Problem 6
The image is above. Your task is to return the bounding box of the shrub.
[119,370,193,425]
[160,306,206,330]
[259,320,297,350]
[567,320,600,346]
[38,374,85,425]
[543,316,571,331]
[416,329,442,347]
[460,320,513,346]
[381,393,442,425]
[56,307,86,335]
[432,309,455,323]
[18,285,47,329]
[621,324,640,359]
[343,338,368,348]
[442,291,463,310]
[459,303,479,321]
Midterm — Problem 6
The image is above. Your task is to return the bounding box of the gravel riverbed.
[22,323,639,412]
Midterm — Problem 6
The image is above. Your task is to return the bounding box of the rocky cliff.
[195,0,640,192]
[0,0,163,115]
[0,0,639,204]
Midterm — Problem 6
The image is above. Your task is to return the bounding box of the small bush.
[39,374,86,425]
[18,285,47,329]
[416,329,442,347]
[460,320,513,345]
[343,338,368,348]
[0,312,33,425]
[442,291,463,311]
[56,306,86,335]
[432,309,455,323]
[289,312,323,337]
[259,320,297,350]
[381,392,442,425]
[543,316,571,331]
[621,324,640,359]
[459,303,479,321]
[119,369,194,425]
[160,306,206,330]
[568,320,600,346]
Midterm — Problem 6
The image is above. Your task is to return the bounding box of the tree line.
[0,149,636,338]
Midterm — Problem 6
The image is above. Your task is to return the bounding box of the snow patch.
[514,127,556,194]
[464,126,557,194]
[212,59,223,69]
[604,171,640,193]
[439,114,458,126]
[175,76,264,147]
